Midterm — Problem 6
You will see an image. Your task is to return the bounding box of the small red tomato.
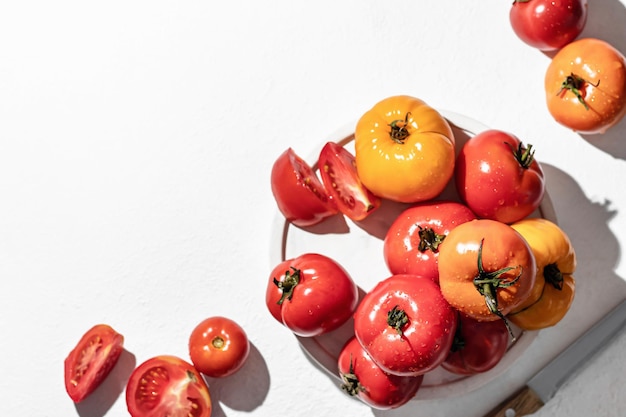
[442,312,510,375]
[354,274,457,376]
[509,0,588,51]
[266,253,359,337]
[271,148,338,227]
[383,200,476,283]
[318,141,381,221]
[189,316,250,378]
[455,129,545,224]
[64,324,124,403]
[338,336,423,410]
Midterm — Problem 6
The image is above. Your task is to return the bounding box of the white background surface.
[1,1,625,416]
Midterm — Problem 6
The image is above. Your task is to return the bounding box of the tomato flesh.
[64,324,124,403]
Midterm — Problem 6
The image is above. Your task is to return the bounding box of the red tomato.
[318,141,381,221]
[383,200,476,282]
[442,313,509,375]
[455,129,545,224]
[126,355,212,417]
[266,253,359,337]
[189,316,250,378]
[509,0,588,51]
[338,336,423,410]
[353,274,457,376]
[64,324,124,403]
[271,148,338,227]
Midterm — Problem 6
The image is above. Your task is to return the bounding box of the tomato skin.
[353,274,457,376]
[383,200,476,283]
[126,355,212,417]
[509,0,587,51]
[338,336,423,410]
[438,219,536,322]
[266,253,359,337]
[442,313,509,375]
[189,316,250,378]
[509,218,576,330]
[318,141,381,221]
[545,38,626,135]
[455,129,545,224]
[354,95,456,203]
[271,148,338,227]
[64,324,124,403]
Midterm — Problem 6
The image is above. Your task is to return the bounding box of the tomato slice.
[126,355,212,417]
[64,324,124,403]
[318,141,380,221]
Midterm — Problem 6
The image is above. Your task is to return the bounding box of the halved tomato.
[64,324,124,403]
[318,141,381,221]
[126,355,212,417]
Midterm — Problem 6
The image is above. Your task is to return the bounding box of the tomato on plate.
[509,0,587,51]
[509,218,576,330]
[189,316,250,378]
[353,274,457,376]
[338,336,423,410]
[455,129,545,224]
[318,141,381,221]
[383,200,476,283]
[442,312,509,375]
[271,148,338,227]
[64,324,124,403]
[545,38,626,134]
[354,95,456,203]
[126,355,212,417]
[266,253,359,337]
[438,219,536,330]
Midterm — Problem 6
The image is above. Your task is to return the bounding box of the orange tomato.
[545,38,626,134]
[354,95,455,203]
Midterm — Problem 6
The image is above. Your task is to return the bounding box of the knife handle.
[483,385,544,417]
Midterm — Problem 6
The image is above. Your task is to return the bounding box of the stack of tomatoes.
[268,95,577,409]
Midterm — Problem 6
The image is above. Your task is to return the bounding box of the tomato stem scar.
[387,305,409,335]
[417,226,446,252]
[273,267,301,305]
[388,112,412,144]
[557,72,600,110]
[340,354,365,397]
[505,141,536,170]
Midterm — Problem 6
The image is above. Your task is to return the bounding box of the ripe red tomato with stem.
[271,148,338,227]
[126,355,212,417]
[64,324,124,403]
[383,200,476,283]
[353,274,457,376]
[318,141,381,221]
[189,316,250,378]
[442,312,509,375]
[455,129,545,224]
[509,0,588,51]
[338,336,423,410]
[266,253,359,337]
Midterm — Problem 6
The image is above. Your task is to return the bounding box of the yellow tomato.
[509,218,576,330]
[354,95,455,203]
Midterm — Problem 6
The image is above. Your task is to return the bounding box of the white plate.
[269,110,556,400]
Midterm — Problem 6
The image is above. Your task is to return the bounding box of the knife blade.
[484,298,626,417]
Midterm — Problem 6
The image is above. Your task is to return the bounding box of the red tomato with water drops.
[383,200,476,283]
[64,324,124,403]
[353,274,457,376]
[455,129,545,224]
[338,336,423,410]
[442,312,510,375]
[271,148,338,227]
[266,253,359,337]
[509,0,588,51]
[318,141,381,221]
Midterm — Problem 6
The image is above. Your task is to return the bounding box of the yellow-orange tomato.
[545,38,626,135]
[509,218,576,330]
[354,95,455,203]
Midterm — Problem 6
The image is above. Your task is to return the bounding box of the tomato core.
[544,263,564,290]
[211,336,225,350]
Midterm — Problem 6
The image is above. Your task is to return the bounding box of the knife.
[484,298,626,417]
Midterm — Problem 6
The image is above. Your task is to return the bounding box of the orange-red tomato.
[545,38,626,134]
[189,316,250,378]
[354,95,456,203]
